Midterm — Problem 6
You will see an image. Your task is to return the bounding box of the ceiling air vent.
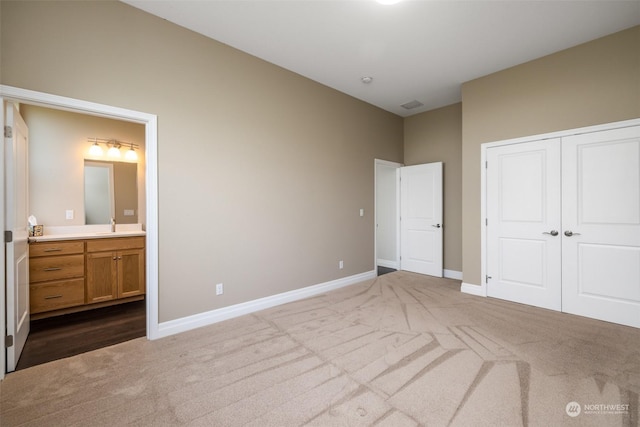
[401,100,424,110]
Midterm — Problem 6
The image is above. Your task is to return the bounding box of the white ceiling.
[123,0,640,117]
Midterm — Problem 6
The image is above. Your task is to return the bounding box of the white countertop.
[28,224,146,242]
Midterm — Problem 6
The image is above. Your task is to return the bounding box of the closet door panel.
[486,139,562,310]
[562,125,640,328]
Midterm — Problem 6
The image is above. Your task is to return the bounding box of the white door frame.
[0,85,159,379]
[374,159,402,271]
[0,98,6,376]
[471,117,640,299]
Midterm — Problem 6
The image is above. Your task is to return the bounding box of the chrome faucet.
[111,217,116,232]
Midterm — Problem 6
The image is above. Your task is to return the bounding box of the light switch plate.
[65,210,74,220]
[124,209,135,216]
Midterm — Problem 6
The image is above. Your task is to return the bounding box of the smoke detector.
[361,76,373,84]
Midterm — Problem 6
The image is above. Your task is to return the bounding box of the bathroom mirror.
[84,160,138,225]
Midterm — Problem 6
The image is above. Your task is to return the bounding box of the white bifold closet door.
[487,125,640,328]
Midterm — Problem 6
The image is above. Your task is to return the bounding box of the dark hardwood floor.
[377,266,397,276]
[16,300,146,371]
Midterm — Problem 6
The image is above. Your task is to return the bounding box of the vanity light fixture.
[87,137,140,162]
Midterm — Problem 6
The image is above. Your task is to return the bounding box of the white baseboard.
[461,281,487,297]
[444,269,463,280]
[377,259,398,269]
[155,270,377,340]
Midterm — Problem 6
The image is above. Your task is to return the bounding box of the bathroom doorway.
[1,85,159,377]
[17,105,146,370]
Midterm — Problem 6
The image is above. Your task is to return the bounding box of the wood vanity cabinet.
[29,236,145,317]
[86,237,145,304]
[29,241,86,314]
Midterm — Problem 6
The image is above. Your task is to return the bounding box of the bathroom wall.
[20,104,146,227]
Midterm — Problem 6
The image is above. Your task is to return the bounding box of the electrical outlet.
[339,260,344,269]
[124,209,135,216]
[216,283,224,295]
[65,210,74,220]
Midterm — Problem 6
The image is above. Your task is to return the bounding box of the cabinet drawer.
[30,241,84,257]
[86,237,145,253]
[30,278,85,313]
[30,254,85,283]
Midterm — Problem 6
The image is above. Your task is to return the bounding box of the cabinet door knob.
[113,257,117,260]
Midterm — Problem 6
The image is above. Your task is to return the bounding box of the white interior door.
[486,139,562,310]
[562,126,640,328]
[400,162,443,277]
[5,102,30,372]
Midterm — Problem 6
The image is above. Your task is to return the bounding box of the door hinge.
[5,335,14,348]
[485,218,488,226]
[486,275,492,283]
[4,230,13,243]
[485,161,488,169]
[4,126,13,138]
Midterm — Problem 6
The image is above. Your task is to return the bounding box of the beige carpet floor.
[1,271,639,426]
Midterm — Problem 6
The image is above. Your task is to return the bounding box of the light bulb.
[125,147,138,161]
[89,142,103,156]
[107,145,121,158]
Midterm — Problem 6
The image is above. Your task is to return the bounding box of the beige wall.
[21,105,145,227]
[1,1,403,321]
[461,25,640,285]
[404,103,462,273]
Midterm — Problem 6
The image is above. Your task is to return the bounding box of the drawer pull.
[44,295,63,300]
[43,248,62,252]
[43,267,63,272]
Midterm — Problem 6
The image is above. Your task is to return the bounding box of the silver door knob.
[432,224,441,228]
[543,230,559,236]
[564,230,581,237]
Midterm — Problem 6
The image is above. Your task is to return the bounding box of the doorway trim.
[0,85,159,379]
[374,159,402,272]
[467,117,640,299]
